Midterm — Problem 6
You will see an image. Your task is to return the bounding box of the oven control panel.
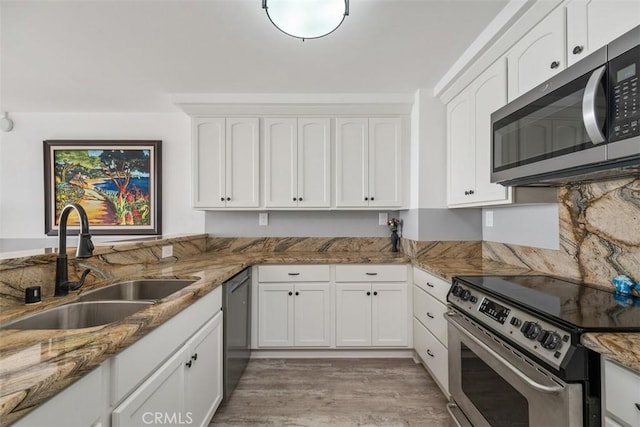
[449,283,572,370]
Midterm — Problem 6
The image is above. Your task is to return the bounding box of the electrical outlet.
[162,245,173,258]
[379,213,388,226]
[259,213,269,226]
[485,211,494,228]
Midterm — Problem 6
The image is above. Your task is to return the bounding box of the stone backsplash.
[483,177,640,290]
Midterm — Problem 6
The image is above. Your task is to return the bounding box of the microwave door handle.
[582,65,606,144]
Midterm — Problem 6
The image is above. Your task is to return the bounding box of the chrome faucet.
[54,203,94,297]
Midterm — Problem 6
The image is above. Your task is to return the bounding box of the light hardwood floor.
[211,358,451,426]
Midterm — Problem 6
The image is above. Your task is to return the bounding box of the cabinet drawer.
[258,265,330,282]
[414,318,449,395]
[413,285,448,347]
[413,267,451,304]
[335,264,407,282]
[604,359,640,427]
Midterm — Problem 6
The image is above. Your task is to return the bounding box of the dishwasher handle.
[228,274,250,294]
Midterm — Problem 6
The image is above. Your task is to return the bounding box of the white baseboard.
[250,349,414,359]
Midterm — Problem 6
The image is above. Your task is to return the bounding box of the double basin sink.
[0,279,197,330]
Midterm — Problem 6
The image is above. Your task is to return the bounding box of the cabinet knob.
[464,191,469,196]
[220,197,225,202]
[550,61,560,69]
[427,312,434,319]
[191,353,198,361]
[299,197,303,201]
[635,403,640,411]
[295,291,299,296]
[572,45,584,55]
[426,349,434,357]
[366,291,371,296]
[293,197,297,201]
[186,360,193,368]
[469,190,474,195]
[370,197,374,201]
[373,291,378,296]
[288,291,293,296]
[364,197,368,201]
[227,197,231,201]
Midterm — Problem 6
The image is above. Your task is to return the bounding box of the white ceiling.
[0,0,509,112]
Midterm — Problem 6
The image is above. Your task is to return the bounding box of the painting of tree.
[44,141,162,235]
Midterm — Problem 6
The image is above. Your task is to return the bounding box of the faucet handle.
[66,269,91,292]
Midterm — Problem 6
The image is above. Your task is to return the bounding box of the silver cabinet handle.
[582,65,606,144]
[447,312,564,394]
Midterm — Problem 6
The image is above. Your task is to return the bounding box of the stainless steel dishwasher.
[222,268,251,401]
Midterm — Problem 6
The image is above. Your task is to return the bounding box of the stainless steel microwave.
[491,25,640,187]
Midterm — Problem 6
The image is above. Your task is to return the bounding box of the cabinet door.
[112,346,189,427]
[264,118,297,208]
[567,0,640,66]
[472,58,510,204]
[371,283,407,347]
[192,118,225,208]
[336,283,372,346]
[294,283,331,347]
[15,366,104,427]
[298,118,331,208]
[186,312,223,427]
[507,6,565,101]
[447,89,475,206]
[369,118,402,207]
[226,118,260,207]
[336,118,369,207]
[258,283,294,347]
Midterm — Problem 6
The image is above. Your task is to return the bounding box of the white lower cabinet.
[258,282,331,347]
[335,265,409,348]
[14,365,104,427]
[412,267,451,396]
[603,359,640,427]
[113,311,223,427]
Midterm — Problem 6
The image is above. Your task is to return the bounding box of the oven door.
[446,311,583,427]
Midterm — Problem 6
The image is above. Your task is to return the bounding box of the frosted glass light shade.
[263,0,349,40]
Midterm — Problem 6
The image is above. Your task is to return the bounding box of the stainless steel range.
[446,275,640,427]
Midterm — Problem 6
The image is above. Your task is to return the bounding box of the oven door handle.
[447,313,564,394]
[582,65,606,145]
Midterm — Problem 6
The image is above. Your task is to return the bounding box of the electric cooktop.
[454,275,640,331]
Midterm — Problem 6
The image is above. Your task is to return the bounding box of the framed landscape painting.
[44,140,162,236]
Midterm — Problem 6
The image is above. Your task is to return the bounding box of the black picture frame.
[44,140,162,236]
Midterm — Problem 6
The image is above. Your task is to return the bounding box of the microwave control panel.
[610,45,639,142]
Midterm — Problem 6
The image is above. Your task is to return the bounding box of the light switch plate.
[379,213,388,226]
[162,245,173,258]
[259,213,269,226]
[485,211,494,227]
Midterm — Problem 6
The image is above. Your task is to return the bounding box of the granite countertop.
[1,250,638,425]
[581,333,640,374]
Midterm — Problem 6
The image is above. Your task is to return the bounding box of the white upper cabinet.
[507,6,565,101]
[192,117,259,208]
[447,59,510,207]
[336,118,402,208]
[264,118,330,208]
[226,118,260,208]
[566,0,640,66]
[193,118,226,208]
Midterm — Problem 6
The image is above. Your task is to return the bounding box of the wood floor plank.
[211,358,451,426]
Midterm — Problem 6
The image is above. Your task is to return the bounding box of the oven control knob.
[521,322,541,339]
[460,290,472,301]
[451,285,462,297]
[539,331,561,350]
[510,317,522,327]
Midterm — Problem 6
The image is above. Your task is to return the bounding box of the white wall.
[0,113,204,244]
[482,204,559,249]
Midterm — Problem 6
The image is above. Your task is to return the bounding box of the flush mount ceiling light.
[262,0,349,41]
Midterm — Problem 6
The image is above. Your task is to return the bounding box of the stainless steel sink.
[0,301,152,330]
[78,279,197,302]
